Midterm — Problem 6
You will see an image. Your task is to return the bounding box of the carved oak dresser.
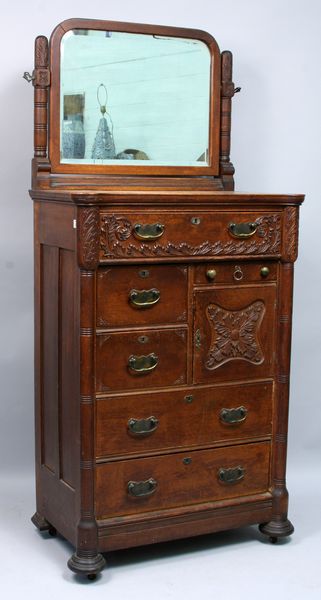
[27,19,304,580]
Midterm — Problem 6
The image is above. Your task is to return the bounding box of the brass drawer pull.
[128,416,159,436]
[128,478,158,497]
[206,268,217,281]
[218,466,245,484]
[220,406,248,424]
[228,221,257,238]
[128,353,158,373]
[133,223,165,240]
[129,288,160,308]
[260,266,270,278]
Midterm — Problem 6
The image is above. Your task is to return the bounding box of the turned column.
[68,206,106,578]
[260,206,299,540]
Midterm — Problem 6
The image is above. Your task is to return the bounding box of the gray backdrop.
[1,0,320,597]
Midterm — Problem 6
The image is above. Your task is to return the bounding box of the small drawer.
[96,381,273,459]
[95,441,271,518]
[96,327,187,392]
[97,264,187,327]
[194,261,278,286]
[100,211,282,261]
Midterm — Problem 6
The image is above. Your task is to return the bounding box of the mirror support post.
[33,35,50,159]
[219,50,235,191]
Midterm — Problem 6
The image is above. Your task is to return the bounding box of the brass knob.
[206,269,217,281]
[260,267,270,278]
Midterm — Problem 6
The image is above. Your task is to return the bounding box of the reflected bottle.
[62,115,85,159]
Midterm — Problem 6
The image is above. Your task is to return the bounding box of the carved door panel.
[193,284,277,384]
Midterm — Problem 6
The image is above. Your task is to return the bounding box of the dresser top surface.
[30,188,304,207]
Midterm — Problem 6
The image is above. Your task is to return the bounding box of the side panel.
[34,201,79,544]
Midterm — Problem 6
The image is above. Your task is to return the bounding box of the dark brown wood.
[219,51,235,190]
[99,210,282,262]
[97,497,273,551]
[68,242,106,576]
[33,36,49,158]
[31,193,303,575]
[193,283,277,383]
[97,264,188,327]
[96,326,188,392]
[96,381,273,460]
[29,18,304,581]
[194,260,278,285]
[259,261,295,539]
[30,188,304,205]
[96,442,270,518]
[32,201,78,546]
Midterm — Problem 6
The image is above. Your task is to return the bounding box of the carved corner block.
[33,68,51,87]
[283,206,299,262]
[78,207,100,270]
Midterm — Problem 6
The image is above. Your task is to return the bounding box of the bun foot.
[259,518,294,540]
[67,552,106,578]
[31,512,51,532]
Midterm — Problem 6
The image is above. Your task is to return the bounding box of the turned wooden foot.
[259,518,294,540]
[67,552,106,579]
[31,512,52,532]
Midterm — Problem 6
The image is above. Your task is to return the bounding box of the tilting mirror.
[60,29,211,167]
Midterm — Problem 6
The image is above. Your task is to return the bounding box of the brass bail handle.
[127,478,158,497]
[218,466,245,483]
[133,223,165,241]
[129,288,160,308]
[127,416,159,436]
[128,353,158,373]
[228,222,258,239]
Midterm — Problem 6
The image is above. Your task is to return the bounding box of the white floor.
[1,465,320,600]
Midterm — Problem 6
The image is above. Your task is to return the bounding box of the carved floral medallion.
[205,301,265,369]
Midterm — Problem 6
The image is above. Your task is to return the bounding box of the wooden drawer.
[96,381,273,459]
[193,284,277,384]
[100,211,282,261]
[194,260,278,286]
[96,327,187,392]
[95,441,271,518]
[97,264,187,327]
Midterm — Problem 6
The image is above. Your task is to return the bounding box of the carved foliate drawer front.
[95,441,271,518]
[194,261,278,286]
[100,212,282,261]
[193,285,277,384]
[97,264,187,327]
[96,381,272,459]
[96,327,187,392]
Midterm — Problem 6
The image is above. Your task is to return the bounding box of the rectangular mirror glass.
[60,30,211,167]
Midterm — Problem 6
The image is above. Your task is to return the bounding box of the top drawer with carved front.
[99,211,282,262]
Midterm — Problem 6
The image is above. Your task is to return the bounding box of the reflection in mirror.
[60,30,211,166]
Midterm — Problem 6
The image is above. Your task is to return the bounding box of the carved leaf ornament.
[100,214,281,259]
